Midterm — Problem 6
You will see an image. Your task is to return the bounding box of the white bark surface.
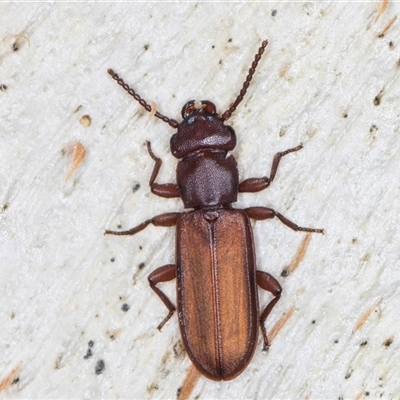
[1,2,399,399]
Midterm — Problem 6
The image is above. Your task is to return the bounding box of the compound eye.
[181,100,196,119]
[201,101,216,115]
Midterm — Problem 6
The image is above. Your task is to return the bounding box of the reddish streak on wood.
[374,0,389,22]
[377,16,397,36]
[0,363,21,392]
[283,233,312,276]
[354,299,381,331]
[354,390,364,400]
[179,365,201,400]
[268,306,295,343]
[65,141,86,181]
[148,101,157,117]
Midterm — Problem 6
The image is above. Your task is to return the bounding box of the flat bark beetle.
[105,40,323,381]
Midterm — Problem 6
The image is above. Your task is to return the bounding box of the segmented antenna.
[221,40,268,121]
[107,69,179,129]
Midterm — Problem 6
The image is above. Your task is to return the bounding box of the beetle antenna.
[221,40,268,121]
[107,69,179,129]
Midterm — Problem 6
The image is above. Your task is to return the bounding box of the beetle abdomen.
[176,209,259,380]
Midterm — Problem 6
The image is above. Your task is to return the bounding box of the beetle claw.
[262,343,271,352]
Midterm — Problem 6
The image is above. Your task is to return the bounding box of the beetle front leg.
[256,271,282,350]
[239,144,303,193]
[146,141,180,198]
[245,207,324,233]
[105,212,180,236]
[148,264,176,330]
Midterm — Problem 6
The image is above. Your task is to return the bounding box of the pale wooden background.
[1,2,399,399]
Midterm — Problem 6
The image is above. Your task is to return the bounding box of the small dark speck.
[389,41,394,49]
[360,341,368,347]
[342,113,348,118]
[117,224,122,229]
[177,387,182,397]
[12,377,19,384]
[334,339,339,344]
[280,268,289,277]
[132,183,140,192]
[121,303,130,312]
[272,9,277,16]
[88,340,94,348]
[370,125,378,134]
[12,42,19,51]
[144,44,149,51]
[95,359,105,375]
[311,320,316,324]
[0,84,7,91]
[374,92,383,106]
[228,38,232,43]
[212,45,215,49]
[365,391,370,396]
[352,238,358,244]
[110,257,115,262]
[139,246,143,250]
[345,370,352,379]
[383,338,393,347]
[397,58,400,68]
[139,262,145,270]
[219,59,223,65]
[83,348,93,359]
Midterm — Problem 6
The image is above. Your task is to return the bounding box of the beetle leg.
[256,271,282,349]
[245,207,324,233]
[105,212,180,235]
[146,141,180,198]
[148,264,176,331]
[238,145,303,193]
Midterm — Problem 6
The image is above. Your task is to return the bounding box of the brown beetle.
[105,40,323,381]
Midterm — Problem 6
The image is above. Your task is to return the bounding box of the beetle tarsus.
[262,343,271,352]
[239,144,304,193]
[157,310,175,331]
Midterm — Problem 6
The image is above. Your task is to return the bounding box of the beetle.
[105,40,324,381]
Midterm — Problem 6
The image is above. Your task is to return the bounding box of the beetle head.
[170,100,236,159]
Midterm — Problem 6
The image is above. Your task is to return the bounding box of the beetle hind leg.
[256,271,282,350]
[148,264,176,331]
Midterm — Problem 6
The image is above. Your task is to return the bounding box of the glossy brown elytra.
[105,40,323,381]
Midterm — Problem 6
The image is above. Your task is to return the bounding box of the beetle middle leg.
[105,212,180,236]
[148,264,176,330]
[256,271,282,349]
[146,141,180,198]
[245,207,324,233]
[238,144,303,193]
